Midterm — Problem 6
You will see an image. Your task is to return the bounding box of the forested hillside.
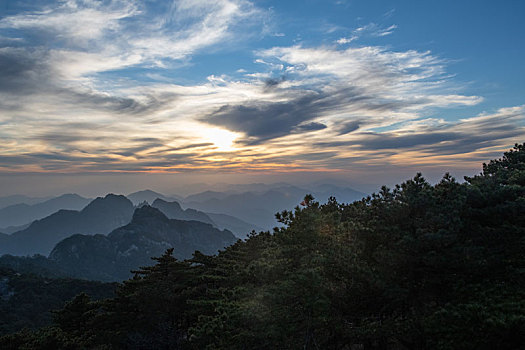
[2,144,524,349]
[0,268,116,336]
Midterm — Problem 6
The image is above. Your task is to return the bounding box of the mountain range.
[0,183,364,254]
[0,194,134,256]
[0,191,264,258]
[205,212,262,235]
[0,183,365,280]
[181,184,365,229]
[0,195,52,210]
[48,206,237,281]
[151,198,215,225]
[150,198,262,236]
[0,194,91,230]
[127,189,183,205]
[0,182,367,286]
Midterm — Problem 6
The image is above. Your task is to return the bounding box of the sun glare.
[200,127,239,151]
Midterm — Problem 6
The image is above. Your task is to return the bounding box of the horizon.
[1,1,524,196]
[0,164,485,198]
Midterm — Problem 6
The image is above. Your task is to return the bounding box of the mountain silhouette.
[152,198,262,237]
[151,198,215,225]
[0,223,30,234]
[127,189,182,205]
[184,190,235,203]
[183,184,365,229]
[0,194,134,256]
[205,212,263,238]
[49,206,237,281]
[0,195,52,210]
[0,194,91,228]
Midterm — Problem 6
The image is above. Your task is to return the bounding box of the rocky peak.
[131,205,170,224]
[152,198,183,212]
[81,194,133,215]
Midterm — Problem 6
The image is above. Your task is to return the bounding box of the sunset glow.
[0,0,524,194]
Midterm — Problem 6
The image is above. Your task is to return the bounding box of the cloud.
[0,1,522,176]
[203,98,315,144]
[313,106,525,163]
[128,0,263,63]
[336,23,397,45]
[0,0,138,47]
[202,86,377,144]
[200,45,481,144]
[264,76,286,89]
[294,122,327,133]
[356,132,462,150]
[0,48,50,93]
[375,24,398,37]
[337,121,361,135]
[0,47,164,118]
[336,36,357,45]
[0,0,263,79]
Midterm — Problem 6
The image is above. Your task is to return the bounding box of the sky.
[0,0,524,196]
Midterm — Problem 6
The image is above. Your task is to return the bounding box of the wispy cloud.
[0,0,138,45]
[336,22,397,45]
[199,45,481,144]
[0,0,263,77]
[336,37,356,45]
[0,0,522,176]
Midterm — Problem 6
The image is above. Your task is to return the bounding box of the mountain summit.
[49,206,237,281]
[0,194,134,256]
[151,198,215,225]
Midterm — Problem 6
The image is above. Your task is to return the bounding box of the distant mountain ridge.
[0,194,91,228]
[151,198,215,225]
[0,194,134,256]
[0,223,30,235]
[151,198,261,238]
[0,195,52,210]
[127,189,183,205]
[205,212,263,237]
[49,206,237,281]
[0,185,364,257]
[0,185,365,282]
[182,184,366,230]
[184,190,237,203]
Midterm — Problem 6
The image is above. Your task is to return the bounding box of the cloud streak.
[336,23,398,45]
